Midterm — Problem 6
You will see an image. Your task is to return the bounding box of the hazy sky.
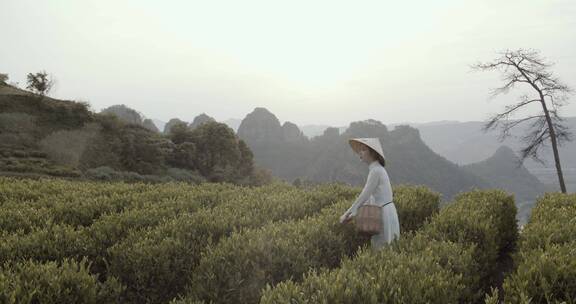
[2,0,575,127]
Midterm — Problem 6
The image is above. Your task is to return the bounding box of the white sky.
[1,0,575,126]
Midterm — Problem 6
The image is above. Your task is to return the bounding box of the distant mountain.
[415,121,501,164]
[282,122,308,143]
[189,113,216,130]
[152,119,166,132]
[413,118,576,192]
[298,124,346,138]
[393,120,461,128]
[100,104,159,132]
[237,108,490,201]
[163,118,187,134]
[101,104,143,125]
[223,118,242,132]
[142,119,159,132]
[463,145,552,224]
[237,107,285,145]
[236,108,311,180]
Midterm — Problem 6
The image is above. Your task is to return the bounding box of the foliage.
[39,123,100,167]
[0,258,123,304]
[502,193,576,303]
[26,71,54,96]
[261,189,518,304]
[425,189,517,298]
[107,183,357,303]
[0,113,37,149]
[183,186,440,304]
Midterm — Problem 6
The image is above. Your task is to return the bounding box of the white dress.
[343,160,400,250]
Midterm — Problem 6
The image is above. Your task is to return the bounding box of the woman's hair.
[367,147,386,167]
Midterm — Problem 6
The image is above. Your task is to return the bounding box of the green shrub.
[39,123,99,167]
[454,189,518,253]
[0,224,90,263]
[260,235,475,304]
[483,287,500,304]
[519,193,576,252]
[0,205,51,233]
[185,185,440,304]
[187,200,366,304]
[0,178,265,277]
[0,258,124,304]
[107,183,356,303]
[500,192,576,303]
[393,184,440,232]
[503,243,576,303]
[261,189,517,304]
[424,189,517,291]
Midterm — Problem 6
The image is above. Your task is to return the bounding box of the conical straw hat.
[348,138,386,166]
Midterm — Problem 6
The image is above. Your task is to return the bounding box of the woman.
[339,137,400,250]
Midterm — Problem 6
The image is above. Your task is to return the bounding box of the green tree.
[119,125,170,175]
[168,142,197,170]
[168,121,193,144]
[191,121,240,181]
[26,71,54,96]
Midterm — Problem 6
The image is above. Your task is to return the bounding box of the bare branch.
[474,49,573,193]
[500,115,544,137]
[519,128,549,165]
[484,98,539,132]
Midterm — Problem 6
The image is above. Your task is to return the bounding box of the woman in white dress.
[339,137,400,250]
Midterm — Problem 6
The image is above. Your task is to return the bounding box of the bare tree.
[0,73,8,83]
[472,49,573,193]
[26,71,54,96]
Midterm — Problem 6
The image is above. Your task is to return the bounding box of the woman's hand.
[339,211,353,224]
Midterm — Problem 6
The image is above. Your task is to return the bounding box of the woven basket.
[354,204,382,235]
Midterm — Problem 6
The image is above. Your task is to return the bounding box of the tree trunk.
[539,92,567,193]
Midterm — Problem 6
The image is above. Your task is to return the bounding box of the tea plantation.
[0,177,573,303]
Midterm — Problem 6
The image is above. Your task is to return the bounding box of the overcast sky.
[2,0,575,127]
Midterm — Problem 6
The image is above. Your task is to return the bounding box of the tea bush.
[0,258,123,304]
[502,193,576,303]
[261,189,517,304]
[424,189,517,294]
[184,186,440,304]
[106,183,357,303]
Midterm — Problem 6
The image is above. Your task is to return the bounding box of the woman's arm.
[344,168,379,217]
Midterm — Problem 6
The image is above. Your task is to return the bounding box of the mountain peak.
[282,121,307,143]
[489,145,519,163]
[252,107,275,116]
[163,118,187,133]
[190,113,216,129]
[237,107,283,144]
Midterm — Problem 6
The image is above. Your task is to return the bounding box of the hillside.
[0,83,267,185]
[0,82,93,177]
[463,145,551,224]
[415,119,576,192]
[237,108,491,201]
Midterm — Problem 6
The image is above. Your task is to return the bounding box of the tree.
[472,49,573,193]
[26,71,54,96]
[191,122,240,181]
[0,73,8,84]
[119,125,169,175]
[168,121,193,144]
